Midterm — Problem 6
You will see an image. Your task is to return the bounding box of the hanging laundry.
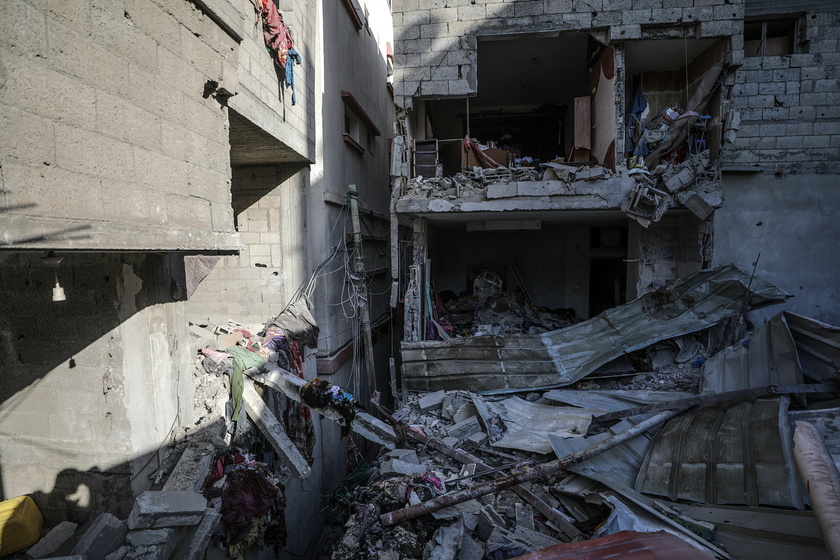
[254,0,303,105]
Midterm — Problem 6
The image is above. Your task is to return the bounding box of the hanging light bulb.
[52,269,66,302]
[42,252,66,302]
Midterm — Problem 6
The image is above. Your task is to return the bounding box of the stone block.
[71,513,128,559]
[26,520,78,558]
[418,390,447,413]
[127,491,207,530]
[447,416,481,441]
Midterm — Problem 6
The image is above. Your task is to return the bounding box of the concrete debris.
[24,496,220,560]
[25,521,77,559]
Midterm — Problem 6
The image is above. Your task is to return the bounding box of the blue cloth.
[285,48,302,105]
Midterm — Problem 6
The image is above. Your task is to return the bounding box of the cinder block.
[418,390,447,413]
[127,491,207,530]
[447,416,481,441]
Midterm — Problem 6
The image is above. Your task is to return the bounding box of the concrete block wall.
[187,164,309,326]
[0,0,243,251]
[392,0,745,111]
[0,253,192,524]
[725,10,840,174]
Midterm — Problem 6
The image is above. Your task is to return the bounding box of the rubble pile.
[443,290,578,337]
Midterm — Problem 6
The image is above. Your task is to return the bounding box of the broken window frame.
[744,14,807,57]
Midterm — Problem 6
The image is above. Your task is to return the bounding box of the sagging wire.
[280,201,350,315]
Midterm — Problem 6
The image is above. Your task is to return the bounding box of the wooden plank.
[242,379,311,479]
[574,96,591,150]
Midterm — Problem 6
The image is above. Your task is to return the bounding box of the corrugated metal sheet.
[549,416,656,489]
[402,265,789,394]
[401,335,554,393]
[540,265,790,388]
[700,312,803,395]
[507,530,717,560]
[635,397,804,509]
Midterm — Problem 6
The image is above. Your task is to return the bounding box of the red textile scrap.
[221,469,280,544]
[257,0,294,69]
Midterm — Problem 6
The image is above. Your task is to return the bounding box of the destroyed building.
[1,0,840,559]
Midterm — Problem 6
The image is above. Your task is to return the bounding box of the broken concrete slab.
[26,520,78,559]
[127,491,207,530]
[574,166,607,181]
[70,513,128,559]
[384,448,419,464]
[418,390,447,413]
[486,396,594,454]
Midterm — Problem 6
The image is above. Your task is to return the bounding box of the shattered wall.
[0,253,193,524]
[392,0,745,111]
[0,0,241,251]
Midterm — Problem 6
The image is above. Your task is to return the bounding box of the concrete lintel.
[0,215,243,252]
[243,379,312,478]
